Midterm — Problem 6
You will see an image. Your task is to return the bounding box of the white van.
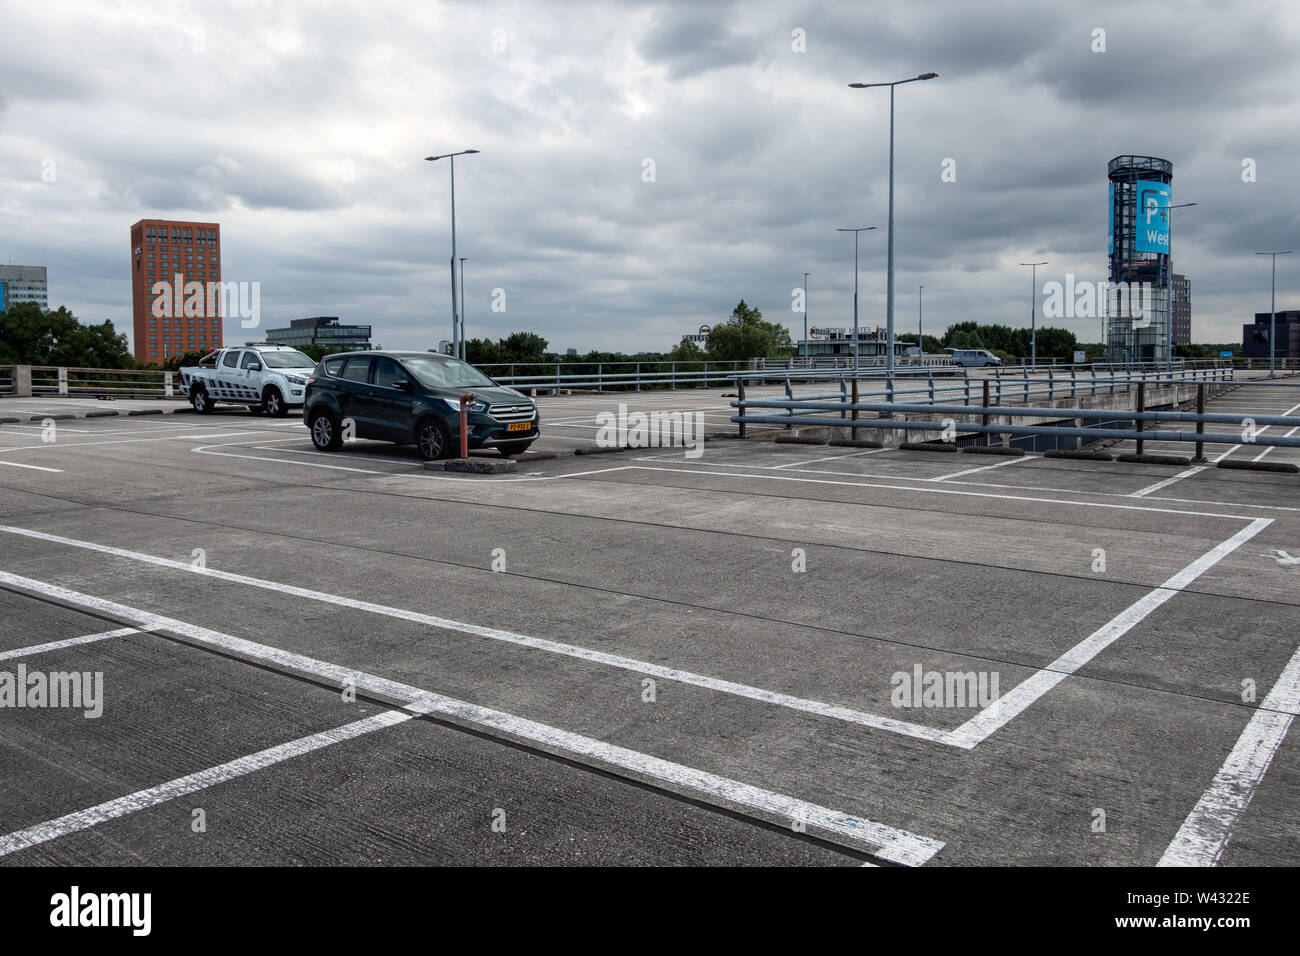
[947,349,1002,368]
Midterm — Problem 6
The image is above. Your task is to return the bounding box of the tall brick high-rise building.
[129,219,223,364]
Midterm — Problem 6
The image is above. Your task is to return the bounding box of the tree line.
[4,298,1225,372]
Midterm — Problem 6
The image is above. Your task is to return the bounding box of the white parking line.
[1158,635,1300,866]
[1253,425,1299,461]
[0,570,944,865]
[0,707,418,859]
[0,431,264,455]
[0,523,952,745]
[947,518,1272,748]
[619,465,1257,520]
[1132,466,1209,498]
[0,628,138,662]
[0,518,1270,751]
[929,454,1037,482]
[0,460,64,473]
[772,447,896,470]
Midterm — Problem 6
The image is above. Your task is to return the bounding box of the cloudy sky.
[3,0,1298,354]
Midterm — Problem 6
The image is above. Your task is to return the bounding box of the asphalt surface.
[0,382,1297,866]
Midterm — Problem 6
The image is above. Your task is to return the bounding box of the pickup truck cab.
[178,345,317,416]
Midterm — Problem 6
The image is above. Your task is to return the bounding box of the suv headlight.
[443,398,488,413]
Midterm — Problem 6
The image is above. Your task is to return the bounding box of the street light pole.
[1020,261,1047,367]
[803,271,810,366]
[849,72,937,406]
[918,284,924,365]
[424,149,479,356]
[837,227,877,375]
[1256,250,1293,377]
[459,257,467,359]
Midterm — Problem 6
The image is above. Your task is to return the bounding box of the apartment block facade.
[129,219,222,364]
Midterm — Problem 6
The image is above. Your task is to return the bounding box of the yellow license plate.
[507,422,531,432]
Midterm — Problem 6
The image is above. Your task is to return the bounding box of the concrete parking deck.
[0,387,1296,865]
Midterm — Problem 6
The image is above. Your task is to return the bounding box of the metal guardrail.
[733,364,1235,424]
[472,358,1229,393]
[731,372,1300,457]
[25,366,175,398]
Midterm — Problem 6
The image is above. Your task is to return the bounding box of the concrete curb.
[573,444,633,456]
[774,434,829,445]
[1116,453,1192,466]
[829,438,884,449]
[429,457,518,474]
[899,442,959,453]
[1045,449,1114,461]
[961,445,1025,457]
[1217,459,1299,474]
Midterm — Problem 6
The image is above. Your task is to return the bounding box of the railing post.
[58,367,68,395]
[1135,382,1145,455]
[556,363,561,389]
[839,377,848,421]
[1192,383,1206,463]
[928,369,935,404]
[597,362,603,391]
[736,377,746,438]
[671,362,677,390]
[851,378,860,438]
[1048,367,1054,403]
[164,371,174,398]
[981,379,991,446]
[784,376,793,428]
[635,363,640,392]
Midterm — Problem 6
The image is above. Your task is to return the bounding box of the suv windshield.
[403,356,497,389]
[260,350,315,368]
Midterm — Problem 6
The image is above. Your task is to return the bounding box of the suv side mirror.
[392,379,411,391]
[247,362,262,371]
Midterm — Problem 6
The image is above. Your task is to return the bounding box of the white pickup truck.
[178,345,317,416]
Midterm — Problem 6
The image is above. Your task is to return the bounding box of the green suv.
[303,351,539,460]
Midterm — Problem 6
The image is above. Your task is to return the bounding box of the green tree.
[1033,327,1079,358]
[668,339,706,362]
[705,300,794,362]
[161,350,210,371]
[496,331,550,363]
[464,337,502,365]
[0,302,133,368]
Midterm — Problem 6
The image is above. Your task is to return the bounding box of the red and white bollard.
[458,392,473,459]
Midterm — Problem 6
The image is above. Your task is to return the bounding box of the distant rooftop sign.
[681,324,711,343]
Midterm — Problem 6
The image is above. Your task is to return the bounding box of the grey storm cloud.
[1,0,1298,353]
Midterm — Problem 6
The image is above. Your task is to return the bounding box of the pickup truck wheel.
[310,411,343,451]
[191,387,212,415]
[416,418,451,461]
[263,386,288,418]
